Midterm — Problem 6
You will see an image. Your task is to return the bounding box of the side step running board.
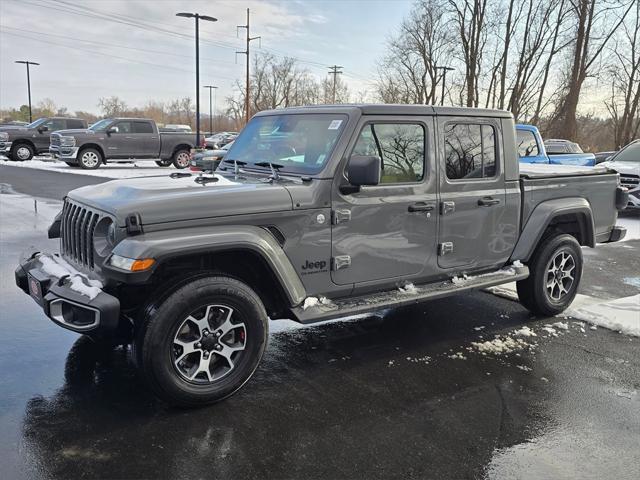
[292,265,529,324]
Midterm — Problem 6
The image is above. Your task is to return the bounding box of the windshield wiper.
[223,158,247,174]
[254,161,284,181]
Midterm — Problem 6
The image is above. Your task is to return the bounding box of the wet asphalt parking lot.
[1,163,639,479]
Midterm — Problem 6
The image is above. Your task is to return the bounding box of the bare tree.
[376,0,453,104]
[449,0,490,107]
[98,96,128,117]
[605,0,640,148]
[547,0,634,140]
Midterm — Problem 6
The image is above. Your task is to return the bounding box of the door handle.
[478,197,501,207]
[408,202,435,212]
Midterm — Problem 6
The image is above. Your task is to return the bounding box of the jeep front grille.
[61,199,101,269]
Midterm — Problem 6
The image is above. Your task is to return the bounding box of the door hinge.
[332,209,351,224]
[438,242,454,256]
[440,201,455,215]
[332,255,351,270]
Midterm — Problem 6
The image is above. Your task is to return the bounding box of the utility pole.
[237,9,260,125]
[328,65,343,104]
[204,85,218,135]
[435,65,454,106]
[15,60,39,122]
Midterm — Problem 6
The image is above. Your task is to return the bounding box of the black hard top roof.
[255,104,513,118]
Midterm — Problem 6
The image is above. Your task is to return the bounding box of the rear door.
[437,117,511,270]
[331,116,439,285]
[132,120,158,157]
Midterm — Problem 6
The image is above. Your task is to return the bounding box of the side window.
[133,121,154,134]
[66,119,85,129]
[352,123,425,184]
[444,123,497,180]
[112,122,132,133]
[517,130,539,157]
[44,119,66,131]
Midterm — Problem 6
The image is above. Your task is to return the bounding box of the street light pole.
[15,60,39,122]
[204,85,218,136]
[176,12,217,147]
[435,66,454,106]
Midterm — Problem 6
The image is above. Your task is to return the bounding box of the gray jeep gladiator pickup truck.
[49,118,195,169]
[16,105,628,406]
[0,117,88,161]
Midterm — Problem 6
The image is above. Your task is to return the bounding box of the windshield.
[610,141,640,163]
[225,113,348,174]
[26,118,47,128]
[89,119,113,132]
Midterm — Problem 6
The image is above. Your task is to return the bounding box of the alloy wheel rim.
[82,152,99,167]
[176,152,190,167]
[172,304,247,384]
[17,147,31,160]
[545,250,576,301]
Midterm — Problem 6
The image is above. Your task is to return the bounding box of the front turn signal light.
[131,258,156,271]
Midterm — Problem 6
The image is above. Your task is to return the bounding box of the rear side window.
[444,123,496,180]
[66,119,85,129]
[352,123,425,184]
[133,121,154,134]
[517,130,539,157]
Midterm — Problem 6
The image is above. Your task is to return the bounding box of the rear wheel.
[137,276,268,406]
[78,148,102,169]
[517,234,583,316]
[155,159,172,167]
[172,148,191,169]
[10,143,34,161]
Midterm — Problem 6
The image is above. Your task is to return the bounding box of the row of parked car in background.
[0,115,638,209]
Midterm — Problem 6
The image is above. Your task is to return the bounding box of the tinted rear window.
[66,119,86,129]
[133,121,154,134]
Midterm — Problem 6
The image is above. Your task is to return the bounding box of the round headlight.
[93,217,116,257]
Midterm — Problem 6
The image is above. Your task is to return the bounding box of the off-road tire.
[517,233,583,316]
[172,148,191,169]
[78,148,102,169]
[136,276,268,407]
[155,159,172,167]
[10,143,34,161]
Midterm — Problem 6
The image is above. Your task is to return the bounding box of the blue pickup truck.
[516,124,595,166]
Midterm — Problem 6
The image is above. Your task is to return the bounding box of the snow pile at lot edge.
[566,294,640,337]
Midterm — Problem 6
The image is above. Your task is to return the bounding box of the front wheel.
[78,148,102,169]
[11,143,34,161]
[517,233,583,316]
[155,159,172,167]
[172,148,191,169]
[137,276,268,406]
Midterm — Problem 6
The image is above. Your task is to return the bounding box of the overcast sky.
[0,0,412,114]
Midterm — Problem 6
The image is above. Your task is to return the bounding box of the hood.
[0,126,32,136]
[602,160,640,176]
[53,129,94,136]
[67,172,294,226]
[0,125,26,131]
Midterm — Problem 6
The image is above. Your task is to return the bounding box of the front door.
[108,121,145,158]
[437,117,511,270]
[331,117,438,286]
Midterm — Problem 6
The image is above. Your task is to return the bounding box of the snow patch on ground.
[485,284,520,301]
[566,295,640,337]
[616,216,640,242]
[38,254,103,299]
[471,335,535,355]
[2,157,171,179]
[514,326,537,337]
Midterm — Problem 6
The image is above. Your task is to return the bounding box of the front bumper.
[15,251,120,336]
[49,145,79,160]
[0,141,12,154]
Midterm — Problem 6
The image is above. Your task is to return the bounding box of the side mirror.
[38,126,48,133]
[344,155,381,192]
[106,128,116,135]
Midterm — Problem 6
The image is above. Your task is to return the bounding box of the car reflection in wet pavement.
[1,190,639,479]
